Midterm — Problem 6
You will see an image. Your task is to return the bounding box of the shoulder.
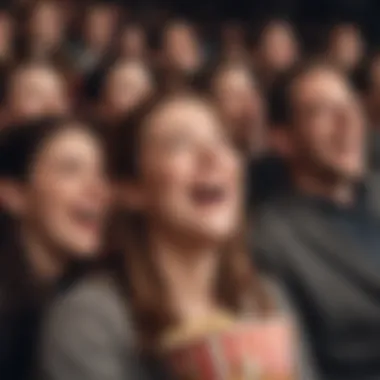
[253,195,297,251]
[53,274,124,313]
[254,196,293,230]
[40,274,140,380]
[44,273,133,349]
[252,197,298,270]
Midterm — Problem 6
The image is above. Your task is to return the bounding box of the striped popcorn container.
[162,314,296,380]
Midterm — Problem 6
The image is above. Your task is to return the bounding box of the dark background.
[115,0,380,49]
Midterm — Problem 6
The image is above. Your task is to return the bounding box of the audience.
[252,19,299,88]
[208,62,266,158]
[3,63,70,124]
[75,2,119,74]
[156,19,203,92]
[118,23,147,61]
[41,93,303,380]
[0,1,379,379]
[23,0,67,62]
[326,23,364,74]
[160,20,203,76]
[98,59,153,125]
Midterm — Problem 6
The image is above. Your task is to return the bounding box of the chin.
[192,222,238,244]
[68,241,100,259]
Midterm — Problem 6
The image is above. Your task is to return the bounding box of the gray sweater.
[39,275,317,380]
[39,275,149,380]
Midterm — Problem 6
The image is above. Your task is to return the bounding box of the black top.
[247,154,290,209]
[255,190,380,380]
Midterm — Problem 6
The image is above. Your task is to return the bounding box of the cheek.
[30,168,86,220]
[112,85,134,109]
[18,94,42,114]
[29,180,102,255]
[219,98,244,123]
[225,98,243,115]
[142,154,194,209]
[302,115,331,145]
[25,188,68,248]
[30,180,71,224]
[51,88,66,106]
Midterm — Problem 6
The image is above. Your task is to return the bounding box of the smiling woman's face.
[18,124,110,257]
[132,97,243,245]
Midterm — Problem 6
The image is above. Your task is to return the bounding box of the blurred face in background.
[128,97,242,245]
[6,124,109,257]
[286,67,365,182]
[327,24,364,73]
[119,24,146,60]
[28,1,65,49]
[366,55,380,124]
[211,65,266,157]
[221,24,247,62]
[7,65,69,121]
[84,4,118,52]
[0,12,13,59]
[162,21,202,75]
[257,20,298,74]
[102,60,153,118]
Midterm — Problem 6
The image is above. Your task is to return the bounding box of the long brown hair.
[108,92,271,351]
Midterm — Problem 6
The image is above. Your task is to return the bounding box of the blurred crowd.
[2,1,380,380]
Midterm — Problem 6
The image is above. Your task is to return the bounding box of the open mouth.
[189,183,228,207]
[71,206,103,232]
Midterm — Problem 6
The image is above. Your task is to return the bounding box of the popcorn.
[162,313,296,380]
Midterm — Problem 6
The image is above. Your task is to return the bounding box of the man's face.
[288,68,365,181]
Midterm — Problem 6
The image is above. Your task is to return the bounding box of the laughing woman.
[0,118,109,380]
[41,94,311,380]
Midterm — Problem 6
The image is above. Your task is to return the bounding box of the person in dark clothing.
[0,117,109,380]
[253,61,380,380]
[247,153,290,208]
[352,52,380,172]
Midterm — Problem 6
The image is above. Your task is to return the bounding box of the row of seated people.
[0,61,380,380]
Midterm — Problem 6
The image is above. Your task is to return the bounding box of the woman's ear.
[0,180,27,216]
[114,180,147,211]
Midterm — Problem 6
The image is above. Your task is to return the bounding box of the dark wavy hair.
[0,117,103,310]
[107,92,272,351]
